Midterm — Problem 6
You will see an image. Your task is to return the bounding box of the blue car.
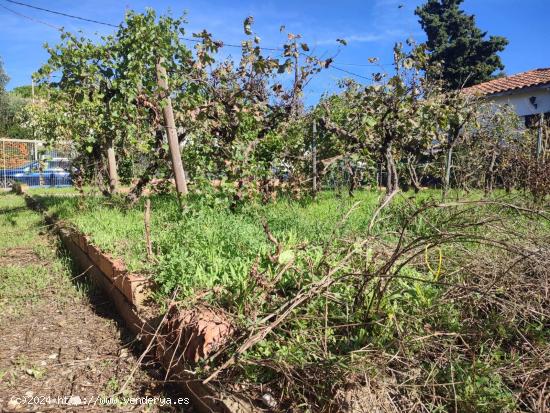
[0,158,72,187]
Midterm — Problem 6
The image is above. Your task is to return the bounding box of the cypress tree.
[416,0,508,89]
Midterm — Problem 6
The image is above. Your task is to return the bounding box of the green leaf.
[278,250,295,265]
[364,116,376,127]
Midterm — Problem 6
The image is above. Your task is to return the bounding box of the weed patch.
[29,189,550,412]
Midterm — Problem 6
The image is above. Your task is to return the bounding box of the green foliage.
[0,92,32,139]
[28,11,336,198]
[31,9,201,187]
[0,57,8,92]
[178,17,331,191]
[416,0,508,89]
[10,85,41,99]
[439,359,517,412]
[316,42,452,193]
[32,188,549,411]
[35,189,379,295]
[0,58,32,138]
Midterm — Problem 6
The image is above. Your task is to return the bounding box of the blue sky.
[1,0,549,104]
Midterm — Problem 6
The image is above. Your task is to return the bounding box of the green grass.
[0,194,52,318]
[32,190,384,294]
[0,194,44,249]
[26,185,102,196]
[23,188,548,412]
[0,193,87,319]
[30,188,546,302]
[0,265,52,317]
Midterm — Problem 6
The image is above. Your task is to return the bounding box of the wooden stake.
[156,60,188,198]
[107,142,119,194]
[144,198,153,261]
[312,120,318,196]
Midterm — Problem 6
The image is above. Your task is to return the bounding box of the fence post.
[2,139,6,188]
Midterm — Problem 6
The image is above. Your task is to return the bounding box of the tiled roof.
[463,68,550,96]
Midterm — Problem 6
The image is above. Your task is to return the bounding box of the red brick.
[87,244,114,279]
[77,233,89,252]
[113,272,150,306]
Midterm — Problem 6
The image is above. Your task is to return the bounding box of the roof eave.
[476,82,550,98]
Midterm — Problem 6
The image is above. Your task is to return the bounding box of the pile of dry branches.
[188,197,550,412]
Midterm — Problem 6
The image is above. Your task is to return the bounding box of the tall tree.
[415,0,508,89]
[0,57,8,92]
[0,58,30,139]
[0,58,10,135]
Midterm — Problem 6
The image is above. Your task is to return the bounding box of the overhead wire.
[0,3,61,30]
[2,0,392,81]
[4,0,118,27]
[178,35,391,69]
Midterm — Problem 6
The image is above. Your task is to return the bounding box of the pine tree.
[415,0,508,89]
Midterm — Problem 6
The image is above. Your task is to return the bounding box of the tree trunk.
[442,145,453,201]
[383,142,398,197]
[346,159,356,197]
[156,60,188,198]
[144,198,153,261]
[127,130,166,205]
[443,125,462,201]
[485,149,497,196]
[536,113,544,160]
[406,155,421,193]
[106,139,118,194]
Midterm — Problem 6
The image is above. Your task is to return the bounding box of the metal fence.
[0,138,74,189]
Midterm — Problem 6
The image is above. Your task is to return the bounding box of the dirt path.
[0,194,189,412]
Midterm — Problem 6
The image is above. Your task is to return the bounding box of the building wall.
[487,87,550,117]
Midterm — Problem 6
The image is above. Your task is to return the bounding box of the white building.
[464,68,550,127]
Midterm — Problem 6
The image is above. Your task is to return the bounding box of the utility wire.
[330,65,372,81]
[3,0,387,81]
[333,61,391,68]
[177,36,384,80]
[0,3,61,30]
[179,36,390,67]
[4,0,118,27]
[177,36,377,81]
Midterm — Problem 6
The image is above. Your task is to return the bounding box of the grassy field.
[0,194,58,318]
[32,189,384,286]
[24,188,549,412]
